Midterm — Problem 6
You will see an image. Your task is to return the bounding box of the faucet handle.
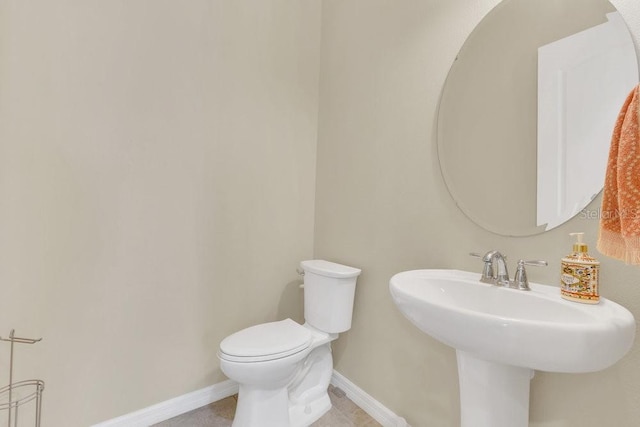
[513,259,548,290]
[522,260,548,267]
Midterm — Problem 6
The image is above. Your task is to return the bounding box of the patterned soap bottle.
[560,232,600,304]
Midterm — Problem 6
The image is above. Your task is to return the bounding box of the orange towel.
[597,84,640,264]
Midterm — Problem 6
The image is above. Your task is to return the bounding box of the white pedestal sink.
[389,269,635,427]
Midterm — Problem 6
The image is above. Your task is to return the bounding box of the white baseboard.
[330,370,410,427]
[92,371,408,427]
[91,379,239,427]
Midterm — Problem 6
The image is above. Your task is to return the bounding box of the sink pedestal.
[457,351,533,427]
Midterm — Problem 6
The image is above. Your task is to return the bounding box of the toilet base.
[232,386,290,427]
[224,326,337,427]
[289,391,331,427]
[231,385,331,427]
[288,342,334,426]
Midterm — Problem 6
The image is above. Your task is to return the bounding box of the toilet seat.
[219,319,312,363]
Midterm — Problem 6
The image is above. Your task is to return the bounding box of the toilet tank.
[300,260,362,333]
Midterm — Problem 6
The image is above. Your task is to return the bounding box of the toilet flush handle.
[297,267,305,288]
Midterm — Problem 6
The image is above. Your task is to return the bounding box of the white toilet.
[218,259,361,427]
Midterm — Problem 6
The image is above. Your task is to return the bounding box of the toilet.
[218,260,361,427]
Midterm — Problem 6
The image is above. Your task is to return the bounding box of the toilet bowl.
[218,260,361,427]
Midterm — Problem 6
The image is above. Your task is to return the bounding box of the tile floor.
[153,385,382,427]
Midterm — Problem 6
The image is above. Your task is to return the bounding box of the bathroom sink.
[390,269,636,427]
[389,269,635,373]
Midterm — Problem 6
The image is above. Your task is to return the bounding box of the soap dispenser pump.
[560,232,600,304]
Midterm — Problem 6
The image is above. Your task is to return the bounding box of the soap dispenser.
[560,232,600,304]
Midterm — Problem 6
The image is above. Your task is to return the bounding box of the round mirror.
[437,0,639,236]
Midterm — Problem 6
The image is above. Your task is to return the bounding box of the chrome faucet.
[470,251,547,290]
[479,250,510,286]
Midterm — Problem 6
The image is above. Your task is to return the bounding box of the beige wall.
[0,1,320,425]
[316,0,640,426]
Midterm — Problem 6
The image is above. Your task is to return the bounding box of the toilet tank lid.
[300,260,361,278]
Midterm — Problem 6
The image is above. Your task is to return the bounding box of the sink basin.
[389,269,635,372]
[390,269,636,427]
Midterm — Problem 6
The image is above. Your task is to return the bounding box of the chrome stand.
[0,330,44,427]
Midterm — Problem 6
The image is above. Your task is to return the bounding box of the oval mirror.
[437,0,639,236]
